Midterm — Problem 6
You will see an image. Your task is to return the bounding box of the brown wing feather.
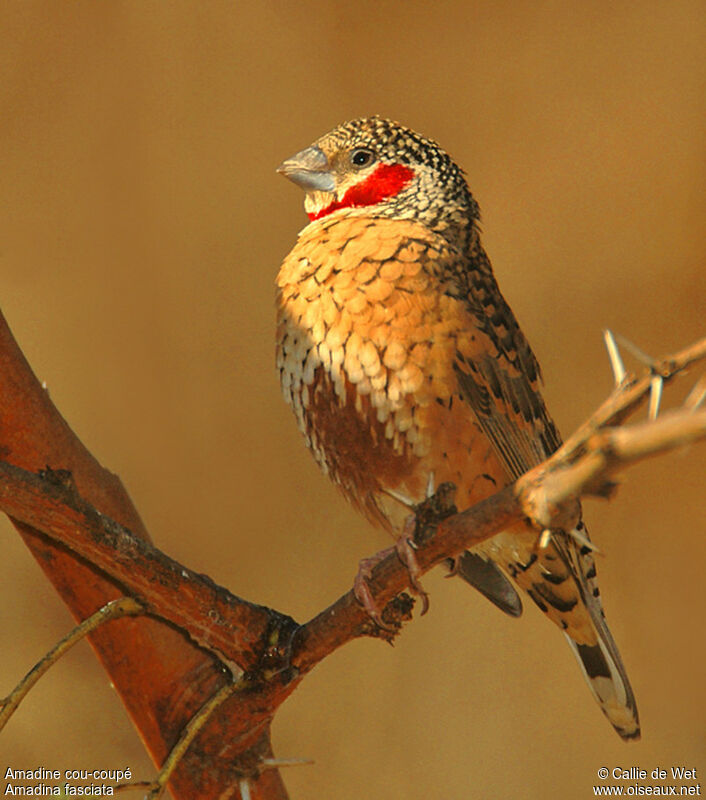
[450,243,561,476]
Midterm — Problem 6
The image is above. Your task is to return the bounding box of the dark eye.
[350,148,375,168]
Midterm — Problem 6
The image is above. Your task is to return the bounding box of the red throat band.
[308,163,415,221]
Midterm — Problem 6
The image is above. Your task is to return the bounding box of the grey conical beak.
[277,145,335,193]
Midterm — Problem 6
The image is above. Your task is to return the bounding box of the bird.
[275,115,639,740]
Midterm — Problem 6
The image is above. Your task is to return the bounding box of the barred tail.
[481,521,640,740]
[565,619,640,740]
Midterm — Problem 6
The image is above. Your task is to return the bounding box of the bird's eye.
[350,148,375,168]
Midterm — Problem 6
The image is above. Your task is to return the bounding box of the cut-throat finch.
[275,116,639,741]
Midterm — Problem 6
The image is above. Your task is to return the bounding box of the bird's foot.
[354,546,397,631]
[353,524,430,629]
[353,482,458,629]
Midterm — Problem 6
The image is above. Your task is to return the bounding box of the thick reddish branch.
[0,309,288,800]
[0,463,289,673]
[0,458,522,676]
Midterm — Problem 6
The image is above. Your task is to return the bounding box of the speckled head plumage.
[278,116,479,239]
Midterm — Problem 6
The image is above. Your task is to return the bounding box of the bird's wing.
[449,246,561,478]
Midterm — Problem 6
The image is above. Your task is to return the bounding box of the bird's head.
[277,116,479,237]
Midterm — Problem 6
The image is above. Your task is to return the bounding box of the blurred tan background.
[1,1,704,798]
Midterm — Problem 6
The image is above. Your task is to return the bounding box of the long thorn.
[684,376,706,411]
[425,471,436,499]
[239,779,252,800]
[604,330,626,385]
[0,597,143,732]
[648,376,664,420]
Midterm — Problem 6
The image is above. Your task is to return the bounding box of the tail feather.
[453,551,523,618]
[566,632,640,740]
[479,520,640,740]
[561,521,640,740]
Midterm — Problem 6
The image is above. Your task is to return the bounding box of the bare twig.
[520,408,706,525]
[0,597,144,731]
[554,335,706,464]
[117,680,242,799]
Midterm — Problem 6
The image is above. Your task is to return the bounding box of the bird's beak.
[277,145,335,193]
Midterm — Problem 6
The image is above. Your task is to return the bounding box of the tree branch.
[1,317,704,797]
[1,339,703,677]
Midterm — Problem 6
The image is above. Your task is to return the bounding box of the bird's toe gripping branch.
[353,546,401,633]
[353,482,458,634]
[395,524,429,616]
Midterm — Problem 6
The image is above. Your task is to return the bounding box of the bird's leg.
[393,479,459,616]
[396,515,430,615]
[354,480,457,628]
